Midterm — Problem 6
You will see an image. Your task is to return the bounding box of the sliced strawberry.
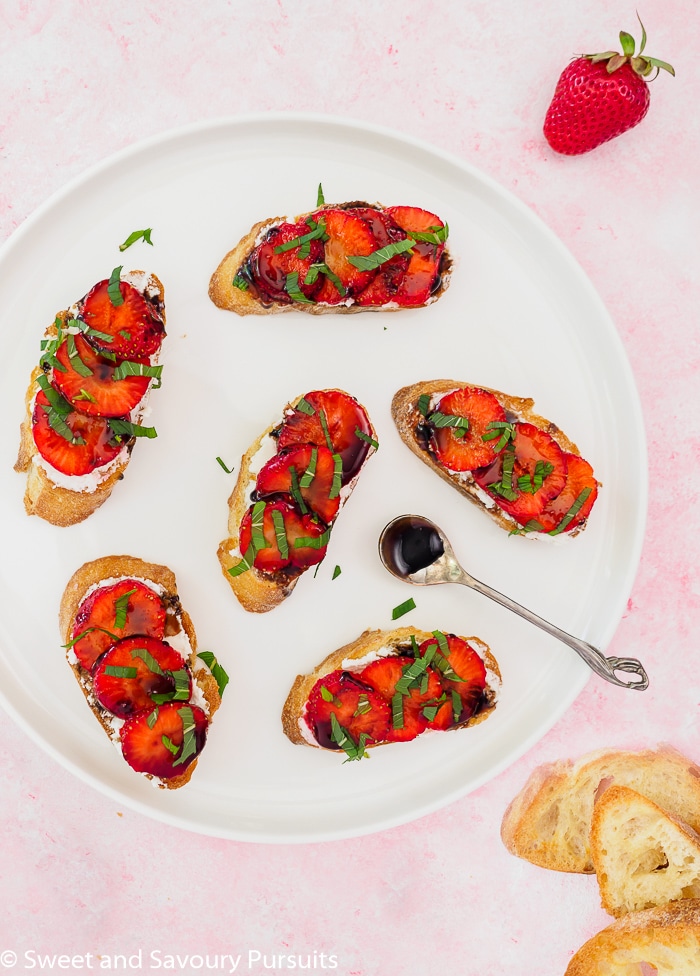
[358,655,444,742]
[313,208,379,296]
[248,221,325,304]
[276,389,374,482]
[473,422,568,524]
[530,453,598,534]
[348,207,403,247]
[71,579,167,670]
[92,636,191,718]
[51,332,151,417]
[382,206,446,307]
[255,444,340,524]
[239,497,329,574]
[305,670,390,750]
[32,388,124,477]
[81,279,165,359]
[419,634,487,724]
[120,702,208,779]
[426,387,508,472]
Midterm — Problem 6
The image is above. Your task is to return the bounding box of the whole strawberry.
[544,19,674,155]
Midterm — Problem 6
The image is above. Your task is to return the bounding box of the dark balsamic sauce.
[380,516,444,578]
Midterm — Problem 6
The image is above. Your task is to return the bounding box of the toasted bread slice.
[15,271,165,527]
[208,201,451,315]
[60,555,222,790]
[217,389,376,613]
[565,899,700,975]
[591,785,700,917]
[501,746,700,874]
[282,626,500,751]
[391,379,597,538]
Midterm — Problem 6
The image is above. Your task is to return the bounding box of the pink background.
[1,1,698,973]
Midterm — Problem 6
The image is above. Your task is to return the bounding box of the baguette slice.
[60,555,222,789]
[565,900,700,975]
[217,389,376,613]
[591,785,700,917]
[391,379,597,538]
[282,626,501,751]
[501,747,700,874]
[208,201,451,316]
[14,271,165,527]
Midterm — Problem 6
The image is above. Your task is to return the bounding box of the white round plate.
[0,114,647,842]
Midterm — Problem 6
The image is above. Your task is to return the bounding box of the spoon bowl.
[378,514,649,691]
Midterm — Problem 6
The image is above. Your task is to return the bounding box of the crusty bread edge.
[391,378,592,539]
[217,390,377,613]
[281,626,501,749]
[14,273,165,527]
[208,204,451,316]
[60,555,221,790]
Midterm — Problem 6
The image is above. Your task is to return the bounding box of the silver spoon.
[378,514,649,691]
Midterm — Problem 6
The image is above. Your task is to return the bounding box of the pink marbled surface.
[0,1,698,973]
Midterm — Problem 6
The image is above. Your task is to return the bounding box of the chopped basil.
[108,418,158,441]
[73,388,98,403]
[151,668,190,704]
[354,426,379,449]
[394,656,430,696]
[451,689,463,723]
[227,543,256,578]
[289,465,309,514]
[233,274,249,291]
[346,237,415,271]
[427,411,469,432]
[113,588,137,630]
[275,219,328,254]
[304,262,347,297]
[162,734,179,756]
[75,318,114,344]
[548,486,592,536]
[130,644,164,675]
[197,650,230,698]
[320,684,335,703]
[391,691,404,730]
[408,224,449,245]
[318,408,335,452]
[104,665,138,679]
[482,421,516,452]
[271,507,289,559]
[107,266,124,307]
[512,519,545,535]
[250,499,268,551]
[146,708,159,729]
[391,597,416,620]
[295,397,316,416]
[285,271,314,304]
[354,694,372,717]
[293,528,331,550]
[487,445,518,501]
[118,228,153,251]
[316,183,325,206]
[328,453,343,500]
[215,456,234,474]
[417,394,431,417]
[112,360,163,388]
[330,713,370,762]
[299,447,318,488]
[172,705,198,766]
[518,460,555,494]
[39,318,67,373]
[332,565,342,580]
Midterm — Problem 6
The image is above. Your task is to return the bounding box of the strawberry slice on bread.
[60,556,226,789]
[392,379,600,539]
[282,627,500,758]
[218,388,377,613]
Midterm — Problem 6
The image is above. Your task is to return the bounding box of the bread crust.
[60,555,221,790]
[565,899,700,975]
[208,203,451,316]
[500,746,700,874]
[281,626,500,749]
[391,378,593,538]
[14,273,165,527]
[217,390,376,613]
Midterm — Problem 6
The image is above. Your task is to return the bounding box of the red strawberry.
[238,497,329,573]
[70,579,167,670]
[426,387,508,472]
[276,389,375,482]
[51,333,151,417]
[418,634,487,724]
[92,636,190,718]
[81,278,165,359]
[543,22,674,155]
[32,388,124,477]
[473,422,568,524]
[529,453,598,534]
[305,670,390,751]
[120,702,208,779]
[348,206,403,247]
[383,206,446,307]
[248,221,325,304]
[313,208,379,296]
[358,655,444,742]
[255,444,341,524]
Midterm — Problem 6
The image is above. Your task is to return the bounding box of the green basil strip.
[299,447,318,488]
[354,426,379,449]
[227,543,256,578]
[332,565,342,580]
[113,588,137,630]
[289,465,309,514]
[146,708,159,729]
[119,228,153,251]
[394,656,430,696]
[330,713,369,762]
[40,402,83,445]
[36,373,71,415]
[354,694,372,717]
[151,668,190,704]
[482,421,516,452]
[391,597,416,620]
[429,631,463,683]
[75,318,114,344]
[391,691,405,730]
[293,528,331,550]
[318,408,335,452]
[112,360,163,388]
[328,453,343,500]
[427,411,469,431]
[130,644,164,675]
[271,507,289,560]
[108,418,158,440]
[197,651,230,698]
[548,487,592,536]
[316,183,325,207]
[215,456,234,474]
[107,266,124,307]
[515,519,546,535]
[451,690,463,723]
[62,624,120,650]
[320,684,335,703]
[274,219,327,254]
[73,388,98,404]
[422,703,439,722]
[232,274,249,291]
[250,499,268,551]
[161,734,179,756]
[64,333,93,378]
[410,634,421,658]
[417,394,431,417]
[295,397,316,416]
[172,705,198,766]
[104,665,138,679]
[285,271,314,304]
[346,237,415,271]
[408,223,449,244]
